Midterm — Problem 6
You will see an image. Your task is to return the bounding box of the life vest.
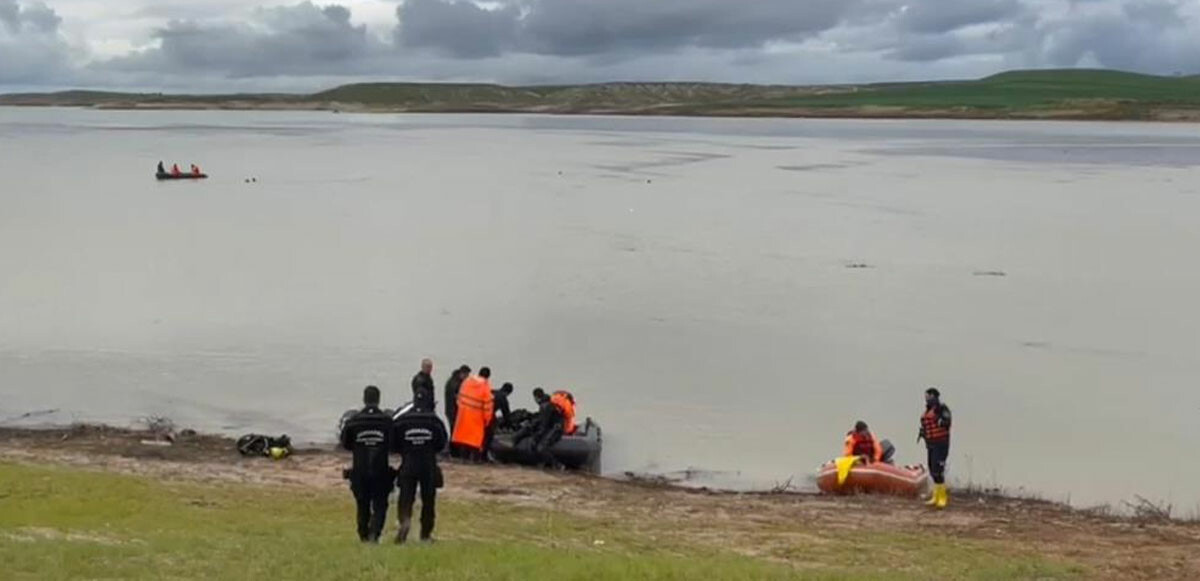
[550,391,576,435]
[922,406,950,443]
[451,376,494,450]
[843,431,881,462]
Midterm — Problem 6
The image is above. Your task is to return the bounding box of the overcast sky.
[2,0,1199,92]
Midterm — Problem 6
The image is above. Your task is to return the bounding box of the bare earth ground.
[1,425,1197,579]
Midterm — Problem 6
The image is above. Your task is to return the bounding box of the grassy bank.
[0,461,1081,580]
[5,69,1200,120]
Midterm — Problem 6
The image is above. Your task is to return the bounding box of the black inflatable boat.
[156,172,207,180]
[490,417,602,473]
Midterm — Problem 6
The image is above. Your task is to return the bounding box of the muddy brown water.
[2,108,1199,510]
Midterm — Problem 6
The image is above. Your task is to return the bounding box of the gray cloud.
[889,34,966,62]
[898,0,1025,34]
[395,0,518,58]
[6,0,1200,90]
[1040,0,1200,73]
[103,1,382,78]
[396,0,860,59]
[0,0,72,84]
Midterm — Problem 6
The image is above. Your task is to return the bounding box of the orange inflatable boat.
[816,459,930,497]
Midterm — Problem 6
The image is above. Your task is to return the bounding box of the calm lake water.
[2,107,1199,509]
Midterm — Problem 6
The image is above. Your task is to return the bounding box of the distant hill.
[5,69,1200,120]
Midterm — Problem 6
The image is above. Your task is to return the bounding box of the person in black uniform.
[412,358,435,402]
[338,385,394,542]
[393,388,448,543]
[492,382,514,428]
[513,388,565,468]
[443,365,469,439]
[479,382,515,457]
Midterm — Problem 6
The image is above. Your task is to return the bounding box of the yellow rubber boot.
[935,485,949,509]
[925,484,940,506]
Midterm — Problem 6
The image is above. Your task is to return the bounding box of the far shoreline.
[5,101,1200,123]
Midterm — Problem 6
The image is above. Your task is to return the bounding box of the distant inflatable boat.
[816,459,929,497]
[156,172,207,180]
[490,417,602,473]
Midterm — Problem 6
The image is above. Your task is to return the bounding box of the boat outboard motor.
[880,439,896,465]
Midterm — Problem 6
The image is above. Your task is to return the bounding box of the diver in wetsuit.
[157,161,165,175]
[492,382,514,428]
[443,365,469,445]
[392,388,448,543]
[338,385,395,543]
[480,382,515,458]
[513,388,565,468]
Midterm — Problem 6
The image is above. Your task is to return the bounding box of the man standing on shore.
[919,387,952,509]
[443,365,469,438]
[412,358,435,402]
[338,386,395,542]
[393,388,447,543]
[451,367,494,462]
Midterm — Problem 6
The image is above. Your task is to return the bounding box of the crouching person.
[393,388,448,543]
[339,385,395,543]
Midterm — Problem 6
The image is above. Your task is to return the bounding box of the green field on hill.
[4,69,1200,119]
[747,69,1200,111]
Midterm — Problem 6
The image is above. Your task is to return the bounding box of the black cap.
[855,420,868,432]
[925,387,941,398]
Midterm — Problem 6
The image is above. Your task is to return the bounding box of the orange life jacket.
[550,391,576,435]
[922,406,950,443]
[844,431,882,462]
[451,376,494,450]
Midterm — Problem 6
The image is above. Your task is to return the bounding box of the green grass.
[749,69,1200,112]
[0,462,1086,580]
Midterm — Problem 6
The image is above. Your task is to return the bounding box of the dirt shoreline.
[1,423,1198,579]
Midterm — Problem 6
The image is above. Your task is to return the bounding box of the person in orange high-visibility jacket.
[451,367,494,461]
[843,420,883,463]
[549,390,577,435]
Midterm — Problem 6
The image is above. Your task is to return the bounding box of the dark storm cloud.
[396,0,860,58]
[103,1,381,77]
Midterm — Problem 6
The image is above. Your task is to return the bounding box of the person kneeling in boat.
[190,164,202,176]
[513,388,566,468]
[171,163,182,176]
[550,390,577,436]
[844,421,894,464]
[157,161,166,175]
